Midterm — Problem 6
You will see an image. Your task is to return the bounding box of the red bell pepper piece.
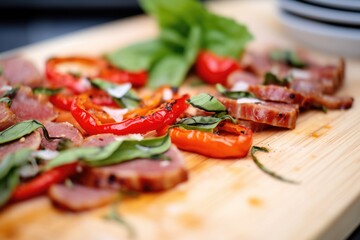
[169,121,253,158]
[98,68,148,88]
[50,89,118,111]
[45,56,108,93]
[11,163,78,202]
[70,94,189,135]
[195,50,241,85]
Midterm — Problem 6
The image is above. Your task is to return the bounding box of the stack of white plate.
[278,0,360,58]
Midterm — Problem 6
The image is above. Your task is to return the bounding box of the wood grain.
[1,1,360,240]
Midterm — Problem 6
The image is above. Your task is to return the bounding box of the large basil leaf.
[106,40,171,72]
[46,134,171,169]
[148,55,188,89]
[203,13,253,59]
[0,120,59,145]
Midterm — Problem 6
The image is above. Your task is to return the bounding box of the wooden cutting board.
[1,1,359,240]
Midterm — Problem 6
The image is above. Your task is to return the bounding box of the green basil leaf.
[0,148,33,207]
[0,120,59,145]
[45,142,122,170]
[216,83,256,99]
[140,0,205,30]
[46,134,171,169]
[104,203,136,240]
[91,79,140,109]
[0,148,33,179]
[263,72,291,86]
[251,146,299,184]
[184,25,202,65]
[187,93,227,113]
[269,50,307,68]
[32,87,62,96]
[86,134,171,167]
[0,168,19,207]
[0,97,12,107]
[203,13,253,58]
[106,40,171,72]
[0,65,3,76]
[174,115,235,132]
[148,55,188,88]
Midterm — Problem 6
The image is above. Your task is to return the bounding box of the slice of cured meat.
[82,133,116,147]
[218,96,299,129]
[40,122,84,150]
[312,94,353,110]
[79,146,188,192]
[48,184,117,211]
[227,71,262,89]
[242,51,345,94]
[249,85,312,108]
[0,57,43,88]
[0,102,17,131]
[0,132,41,160]
[237,119,270,132]
[10,86,57,122]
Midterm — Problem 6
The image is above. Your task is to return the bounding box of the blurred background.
[0,0,143,52]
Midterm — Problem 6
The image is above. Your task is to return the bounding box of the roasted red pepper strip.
[124,85,176,119]
[71,94,189,135]
[45,56,108,93]
[195,50,241,85]
[98,67,148,88]
[11,163,78,202]
[169,121,253,158]
[50,89,117,111]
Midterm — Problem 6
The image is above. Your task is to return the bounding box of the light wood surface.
[1,1,360,240]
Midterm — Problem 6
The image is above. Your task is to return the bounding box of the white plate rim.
[279,0,360,25]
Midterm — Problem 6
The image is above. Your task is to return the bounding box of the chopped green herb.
[33,87,62,96]
[104,203,136,240]
[251,146,299,184]
[263,72,291,86]
[269,49,307,68]
[0,97,12,107]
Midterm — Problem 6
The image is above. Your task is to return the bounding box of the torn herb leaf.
[174,115,235,132]
[269,49,307,68]
[251,146,299,184]
[104,203,136,240]
[91,79,140,109]
[216,83,256,99]
[187,93,227,113]
[0,120,60,145]
[0,148,33,207]
[33,87,62,96]
[263,72,291,86]
[0,97,12,107]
